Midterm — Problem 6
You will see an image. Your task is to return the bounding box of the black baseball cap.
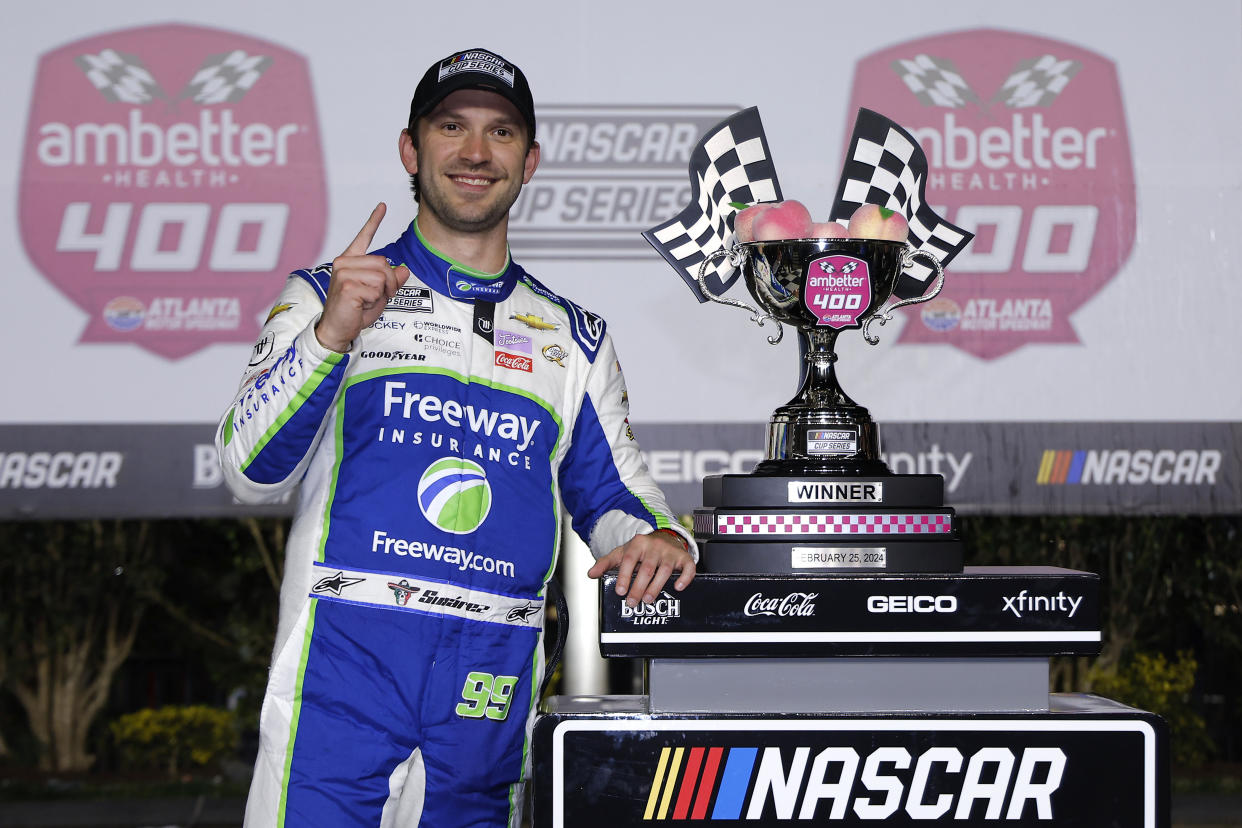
[409,48,536,140]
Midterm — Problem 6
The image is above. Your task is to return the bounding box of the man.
[216,47,696,828]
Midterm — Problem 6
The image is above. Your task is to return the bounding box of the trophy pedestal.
[695,472,963,574]
[529,481,1169,827]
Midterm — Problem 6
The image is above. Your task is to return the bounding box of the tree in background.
[0,521,161,771]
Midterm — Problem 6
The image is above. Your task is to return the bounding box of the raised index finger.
[344,202,387,256]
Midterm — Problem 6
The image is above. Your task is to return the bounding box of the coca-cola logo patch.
[19,24,326,359]
[846,29,1135,359]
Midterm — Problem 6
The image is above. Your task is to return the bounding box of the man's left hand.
[587,531,696,607]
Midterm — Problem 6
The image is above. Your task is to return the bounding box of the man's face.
[404,89,539,234]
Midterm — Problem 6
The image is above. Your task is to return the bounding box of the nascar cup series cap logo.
[418,457,492,534]
[846,29,1135,359]
[19,24,326,359]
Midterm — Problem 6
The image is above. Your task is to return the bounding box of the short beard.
[415,169,523,234]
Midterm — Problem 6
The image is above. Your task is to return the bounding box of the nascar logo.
[1036,449,1221,485]
[643,744,1065,821]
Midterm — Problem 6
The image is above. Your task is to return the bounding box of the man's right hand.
[314,202,411,352]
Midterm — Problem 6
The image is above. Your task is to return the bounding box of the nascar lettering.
[642,744,1065,821]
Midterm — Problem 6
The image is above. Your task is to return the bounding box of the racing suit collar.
[388,218,522,302]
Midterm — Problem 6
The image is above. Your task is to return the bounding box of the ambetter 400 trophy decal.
[529,109,1168,828]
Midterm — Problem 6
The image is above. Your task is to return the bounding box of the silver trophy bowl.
[698,238,944,475]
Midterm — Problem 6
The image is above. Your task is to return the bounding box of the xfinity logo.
[1003,590,1082,619]
[868,595,958,614]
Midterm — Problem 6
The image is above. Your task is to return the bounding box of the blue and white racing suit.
[216,220,693,828]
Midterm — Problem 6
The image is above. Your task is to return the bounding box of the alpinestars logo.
[644,744,1066,821]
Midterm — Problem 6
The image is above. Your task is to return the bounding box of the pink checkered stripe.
[716,513,952,535]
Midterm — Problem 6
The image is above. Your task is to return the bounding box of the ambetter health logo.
[847,30,1135,359]
[19,24,326,359]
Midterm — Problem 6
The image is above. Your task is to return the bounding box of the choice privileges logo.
[19,24,326,359]
[846,30,1135,359]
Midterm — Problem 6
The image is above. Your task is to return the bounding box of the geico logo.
[37,109,301,167]
[359,350,425,361]
[643,449,768,484]
[652,744,1066,821]
[867,595,958,613]
[0,451,123,489]
[910,112,1108,171]
[381,381,541,451]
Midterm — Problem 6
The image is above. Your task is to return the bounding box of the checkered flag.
[829,108,973,301]
[993,55,1081,108]
[891,54,979,108]
[642,107,782,302]
[178,50,272,104]
[75,49,165,104]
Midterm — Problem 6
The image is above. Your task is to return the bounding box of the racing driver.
[215,47,696,827]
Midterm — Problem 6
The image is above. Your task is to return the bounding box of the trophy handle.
[861,247,946,345]
[696,246,784,345]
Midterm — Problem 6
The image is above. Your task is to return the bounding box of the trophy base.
[763,410,888,475]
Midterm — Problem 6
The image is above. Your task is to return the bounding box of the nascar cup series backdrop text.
[2,1,1239,520]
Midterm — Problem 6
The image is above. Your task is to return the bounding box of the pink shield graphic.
[845,29,1135,359]
[804,255,872,329]
[19,24,326,359]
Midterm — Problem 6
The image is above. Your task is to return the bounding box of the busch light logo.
[508,105,736,258]
[804,256,871,328]
[19,24,326,359]
[847,30,1135,359]
[417,457,492,534]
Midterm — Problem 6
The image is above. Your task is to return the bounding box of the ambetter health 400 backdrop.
[2,1,1238,518]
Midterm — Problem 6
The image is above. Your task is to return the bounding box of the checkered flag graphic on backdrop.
[829,108,973,301]
[75,49,165,104]
[642,107,782,302]
[891,55,979,108]
[993,55,1081,108]
[178,50,273,104]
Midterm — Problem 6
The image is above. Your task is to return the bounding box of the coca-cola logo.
[19,24,326,359]
[847,30,1135,359]
[495,350,533,372]
[743,592,818,617]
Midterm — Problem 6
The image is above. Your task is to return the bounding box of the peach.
[847,204,909,243]
[810,221,848,239]
[733,203,776,243]
[752,200,813,241]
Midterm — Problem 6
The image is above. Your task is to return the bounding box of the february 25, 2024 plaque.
[530,108,1168,827]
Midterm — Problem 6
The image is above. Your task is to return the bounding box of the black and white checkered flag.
[993,55,1081,108]
[179,50,272,104]
[891,55,979,108]
[76,49,165,104]
[642,107,782,302]
[829,108,973,301]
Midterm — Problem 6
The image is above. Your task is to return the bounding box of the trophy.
[696,238,945,477]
